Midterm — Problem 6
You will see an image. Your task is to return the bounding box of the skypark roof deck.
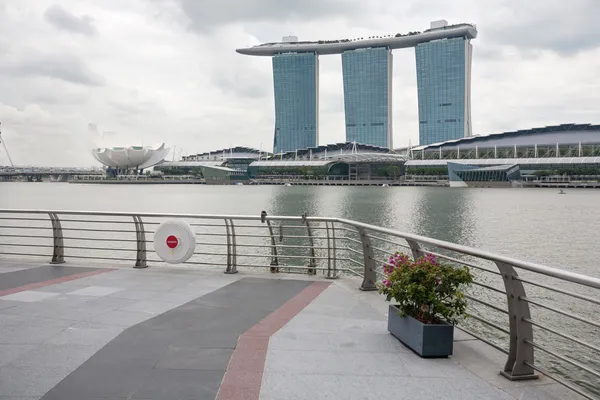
[236,23,477,56]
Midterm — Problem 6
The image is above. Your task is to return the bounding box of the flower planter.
[387,304,454,358]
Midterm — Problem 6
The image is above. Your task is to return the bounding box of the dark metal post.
[496,261,538,381]
[261,211,279,273]
[302,212,317,275]
[133,215,147,268]
[405,239,425,261]
[48,212,65,264]
[358,227,377,291]
[224,218,238,274]
[325,221,338,279]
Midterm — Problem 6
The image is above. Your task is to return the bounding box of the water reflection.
[266,186,321,217]
[409,187,476,247]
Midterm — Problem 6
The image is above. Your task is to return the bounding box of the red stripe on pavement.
[217,281,331,400]
[0,268,115,297]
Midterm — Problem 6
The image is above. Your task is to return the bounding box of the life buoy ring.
[153,220,196,264]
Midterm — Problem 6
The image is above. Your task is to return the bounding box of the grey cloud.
[175,0,368,32]
[109,99,167,120]
[0,52,105,86]
[486,0,600,55]
[44,4,97,36]
[214,67,271,99]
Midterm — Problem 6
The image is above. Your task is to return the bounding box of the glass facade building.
[416,38,473,146]
[272,52,319,154]
[342,47,393,148]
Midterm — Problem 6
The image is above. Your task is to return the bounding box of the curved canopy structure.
[92,143,170,169]
[237,24,477,56]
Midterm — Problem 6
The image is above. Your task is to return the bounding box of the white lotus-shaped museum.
[92,143,170,169]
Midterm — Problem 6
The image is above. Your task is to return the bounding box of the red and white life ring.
[153,220,196,264]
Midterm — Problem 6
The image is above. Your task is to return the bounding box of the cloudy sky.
[0,0,598,167]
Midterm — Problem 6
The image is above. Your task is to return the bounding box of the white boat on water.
[284,183,292,187]
[381,184,389,187]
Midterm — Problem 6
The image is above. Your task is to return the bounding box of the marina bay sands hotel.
[236,20,477,153]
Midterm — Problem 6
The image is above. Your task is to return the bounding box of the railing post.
[357,227,377,291]
[133,215,147,269]
[224,218,238,274]
[405,239,425,261]
[48,212,65,264]
[301,212,317,275]
[325,221,338,279]
[496,261,538,381]
[261,211,279,273]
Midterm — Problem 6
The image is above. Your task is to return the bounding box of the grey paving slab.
[67,286,123,297]
[0,313,74,329]
[0,325,67,345]
[265,349,410,376]
[43,323,123,346]
[0,299,20,310]
[0,265,38,273]
[0,345,36,368]
[0,266,102,291]
[7,344,103,375]
[0,366,67,397]
[148,289,207,304]
[120,300,186,315]
[1,291,60,302]
[451,337,576,392]
[33,282,90,293]
[131,369,223,399]
[283,313,388,334]
[155,347,233,370]
[41,364,151,400]
[260,372,516,400]
[0,302,64,318]
[107,288,159,300]
[0,397,40,400]
[38,293,93,306]
[501,383,591,400]
[40,278,312,400]
[89,309,154,326]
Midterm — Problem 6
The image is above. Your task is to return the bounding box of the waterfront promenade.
[0,259,584,400]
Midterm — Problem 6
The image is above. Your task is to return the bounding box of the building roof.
[406,157,600,167]
[274,142,394,160]
[237,24,477,56]
[158,161,225,168]
[413,123,600,151]
[250,160,332,167]
[92,143,170,169]
[448,162,518,171]
[251,153,407,167]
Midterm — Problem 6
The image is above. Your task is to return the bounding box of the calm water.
[1,182,598,276]
[1,182,599,393]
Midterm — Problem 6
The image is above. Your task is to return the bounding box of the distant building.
[416,36,473,145]
[406,123,600,186]
[158,146,267,185]
[249,142,407,181]
[237,21,477,150]
[342,47,393,148]
[92,143,170,173]
[272,52,319,154]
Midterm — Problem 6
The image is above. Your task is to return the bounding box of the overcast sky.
[0,0,599,167]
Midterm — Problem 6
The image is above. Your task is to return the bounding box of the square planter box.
[387,304,454,358]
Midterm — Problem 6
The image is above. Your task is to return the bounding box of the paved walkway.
[0,259,585,400]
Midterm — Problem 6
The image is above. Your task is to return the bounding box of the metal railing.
[0,209,599,399]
